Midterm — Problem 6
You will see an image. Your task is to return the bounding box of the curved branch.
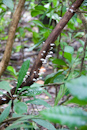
[0,0,26,77]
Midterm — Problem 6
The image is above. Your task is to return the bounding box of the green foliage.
[0,81,11,93]
[0,101,11,123]
[1,0,87,129]
[40,106,87,128]
[14,101,27,114]
[7,66,18,78]
[16,60,30,90]
[32,119,56,130]
[3,0,14,10]
[66,76,87,102]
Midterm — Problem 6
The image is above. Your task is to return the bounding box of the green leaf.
[0,101,11,123]
[31,20,45,28]
[14,102,27,114]
[32,119,56,130]
[7,66,18,78]
[74,32,84,38]
[31,10,44,17]
[66,97,87,106]
[5,124,33,130]
[64,52,72,62]
[44,70,63,84]
[28,39,43,51]
[25,87,43,97]
[52,58,66,66]
[53,0,57,7]
[40,106,87,128]
[66,76,87,101]
[53,74,65,83]
[30,83,43,88]
[0,81,11,93]
[3,0,14,10]
[26,98,51,107]
[64,46,74,55]
[35,5,46,11]
[17,60,30,89]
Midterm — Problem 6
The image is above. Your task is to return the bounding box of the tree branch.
[0,0,26,77]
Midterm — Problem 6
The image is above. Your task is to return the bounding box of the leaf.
[26,98,51,107]
[74,32,84,38]
[66,76,87,101]
[53,74,65,83]
[40,106,87,128]
[30,83,43,88]
[52,58,66,66]
[7,66,18,78]
[14,102,27,114]
[31,20,45,28]
[17,60,30,89]
[25,87,43,97]
[45,70,63,84]
[0,101,11,123]
[3,0,14,10]
[64,46,74,55]
[5,124,33,130]
[31,10,44,17]
[53,0,58,7]
[0,81,11,93]
[66,97,87,106]
[28,39,43,51]
[32,119,56,130]
[64,52,72,62]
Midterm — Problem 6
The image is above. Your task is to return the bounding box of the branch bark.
[0,0,84,105]
[0,0,26,77]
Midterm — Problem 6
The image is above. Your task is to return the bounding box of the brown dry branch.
[0,0,84,105]
[0,0,26,77]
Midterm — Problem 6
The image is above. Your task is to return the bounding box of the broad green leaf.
[31,10,44,17]
[3,0,14,10]
[35,5,46,11]
[66,76,87,101]
[0,81,11,93]
[26,98,51,107]
[64,52,72,62]
[17,60,30,89]
[21,87,43,97]
[30,83,43,88]
[52,58,66,66]
[45,70,63,84]
[53,74,65,83]
[53,0,57,7]
[14,102,27,114]
[40,106,87,128]
[32,119,56,130]
[26,87,43,96]
[66,97,87,106]
[64,46,74,55]
[0,101,11,123]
